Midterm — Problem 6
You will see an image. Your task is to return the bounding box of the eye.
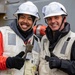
[54,16,59,19]
[28,17,33,21]
[46,17,52,22]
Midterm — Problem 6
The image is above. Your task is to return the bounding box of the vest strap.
[60,37,71,54]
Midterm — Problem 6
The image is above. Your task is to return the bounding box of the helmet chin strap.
[58,7,67,31]
[58,16,65,31]
[27,18,37,32]
[32,18,37,28]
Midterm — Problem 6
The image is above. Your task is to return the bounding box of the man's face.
[18,14,34,31]
[46,15,66,31]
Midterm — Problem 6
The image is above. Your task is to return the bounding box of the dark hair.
[18,14,22,19]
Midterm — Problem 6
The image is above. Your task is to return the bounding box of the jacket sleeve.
[0,31,7,70]
[60,41,75,75]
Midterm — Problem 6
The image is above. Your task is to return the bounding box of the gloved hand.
[6,51,25,70]
[45,53,61,69]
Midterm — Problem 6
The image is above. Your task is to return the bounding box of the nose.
[23,18,28,23]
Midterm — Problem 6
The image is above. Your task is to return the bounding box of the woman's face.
[18,14,34,31]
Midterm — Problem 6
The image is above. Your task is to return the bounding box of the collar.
[9,19,33,42]
[45,22,70,43]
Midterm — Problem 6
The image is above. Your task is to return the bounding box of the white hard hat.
[15,1,39,20]
[42,2,68,18]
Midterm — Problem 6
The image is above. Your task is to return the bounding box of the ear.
[64,17,67,22]
[62,16,66,23]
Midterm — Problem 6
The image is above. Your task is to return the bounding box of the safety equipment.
[15,1,40,20]
[42,2,68,18]
[6,51,25,70]
[45,53,61,69]
[33,24,47,36]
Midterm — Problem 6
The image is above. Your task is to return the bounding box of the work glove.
[6,51,25,70]
[45,53,61,69]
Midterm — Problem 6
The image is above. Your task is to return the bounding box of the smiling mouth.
[21,24,28,28]
[51,23,59,27]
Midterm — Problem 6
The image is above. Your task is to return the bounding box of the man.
[0,1,41,75]
[39,2,75,75]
